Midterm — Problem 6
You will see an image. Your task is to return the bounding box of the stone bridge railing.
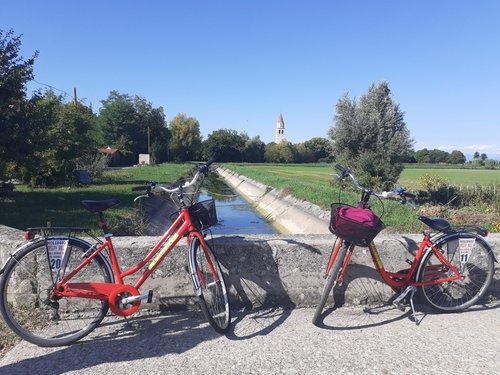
[1,225,498,310]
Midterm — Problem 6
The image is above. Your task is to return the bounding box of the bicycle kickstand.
[393,286,421,325]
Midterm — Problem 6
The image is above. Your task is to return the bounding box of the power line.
[32,79,69,95]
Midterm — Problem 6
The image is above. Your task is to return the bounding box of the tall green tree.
[0,29,38,180]
[242,135,265,163]
[264,142,295,163]
[169,113,202,161]
[202,128,245,162]
[23,95,101,186]
[98,91,169,164]
[329,81,413,188]
[303,137,331,162]
[447,150,466,164]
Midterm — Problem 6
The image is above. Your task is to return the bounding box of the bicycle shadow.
[0,311,224,374]
[315,258,500,330]
[213,235,297,340]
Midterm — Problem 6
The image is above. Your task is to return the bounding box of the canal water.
[198,174,277,235]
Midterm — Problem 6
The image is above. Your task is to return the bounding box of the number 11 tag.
[458,238,475,264]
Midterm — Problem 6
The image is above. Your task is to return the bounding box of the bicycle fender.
[415,232,496,282]
[187,234,204,296]
[0,236,115,282]
[0,238,45,275]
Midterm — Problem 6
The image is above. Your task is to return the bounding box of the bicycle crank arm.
[121,290,153,305]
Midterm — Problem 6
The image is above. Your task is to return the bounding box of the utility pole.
[73,87,78,106]
[147,126,150,155]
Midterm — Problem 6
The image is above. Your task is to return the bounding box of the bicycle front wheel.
[312,240,349,326]
[417,233,494,312]
[189,237,231,333]
[0,238,112,347]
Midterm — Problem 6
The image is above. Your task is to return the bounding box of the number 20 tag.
[47,239,69,271]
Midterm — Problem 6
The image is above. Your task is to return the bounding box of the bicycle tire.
[417,233,494,312]
[312,241,349,326]
[189,237,231,333]
[0,238,112,347]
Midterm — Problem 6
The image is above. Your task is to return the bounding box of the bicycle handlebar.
[334,164,415,202]
[132,160,215,202]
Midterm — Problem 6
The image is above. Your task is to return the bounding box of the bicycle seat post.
[98,211,111,237]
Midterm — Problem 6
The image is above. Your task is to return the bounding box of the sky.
[2,0,499,158]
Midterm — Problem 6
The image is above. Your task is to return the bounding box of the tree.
[293,142,315,163]
[484,159,498,169]
[26,97,101,186]
[447,150,466,164]
[303,137,331,162]
[242,136,265,163]
[480,153,488,161]
[473,151,480,159]
[98,91,169,164]
[329,81,413,188]
[169,113,202,161]
[202,129,245,162]
[0,29,38,180]
[264,142,295,163]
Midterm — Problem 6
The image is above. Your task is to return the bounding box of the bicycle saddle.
[81,199,121,213]
[418,216,451,233]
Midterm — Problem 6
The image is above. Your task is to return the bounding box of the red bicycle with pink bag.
[312,164,495,325]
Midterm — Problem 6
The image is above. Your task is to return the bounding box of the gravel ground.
[1,304,499,375]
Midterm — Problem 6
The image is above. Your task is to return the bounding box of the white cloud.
[436,145,457,151]
[462,144,500,153]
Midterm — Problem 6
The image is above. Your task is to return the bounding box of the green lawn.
[398,168,500,189]
[222,163,499,232]
[0,163,194,231]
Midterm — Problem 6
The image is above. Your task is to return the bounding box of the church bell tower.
[275,113,285,143]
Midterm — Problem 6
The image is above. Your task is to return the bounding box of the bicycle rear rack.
[25,227,90,240]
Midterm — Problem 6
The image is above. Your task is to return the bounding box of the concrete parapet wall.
[1,226,498,310]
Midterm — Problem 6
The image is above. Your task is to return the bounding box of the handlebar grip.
[198,159,215,175]
[335,164,351,177]
[132,186,151,192]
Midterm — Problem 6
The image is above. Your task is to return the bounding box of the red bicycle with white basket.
[0,160,231,347]
[312,164,495,325]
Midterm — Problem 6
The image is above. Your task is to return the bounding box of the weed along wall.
[1,225,499,310]
[216,167,331,234]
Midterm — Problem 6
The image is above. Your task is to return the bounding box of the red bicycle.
[312,164,495,325]
[0,160,231,347]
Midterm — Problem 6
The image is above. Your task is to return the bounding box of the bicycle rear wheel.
[0,238,112,346]
[189,237,231,333]
[312,240,349,326]
[417,233,494,312]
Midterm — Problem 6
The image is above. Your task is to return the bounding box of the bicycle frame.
[54,206,218,316]
[326,233,462,290]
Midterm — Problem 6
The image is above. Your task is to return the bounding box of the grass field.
[222,163,500,190]
[398,167,500,189]
[222,163,500,232]
[0,163,194,231]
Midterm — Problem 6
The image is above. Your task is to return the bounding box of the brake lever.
[133,194,149,202]
[330,173,343,180]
